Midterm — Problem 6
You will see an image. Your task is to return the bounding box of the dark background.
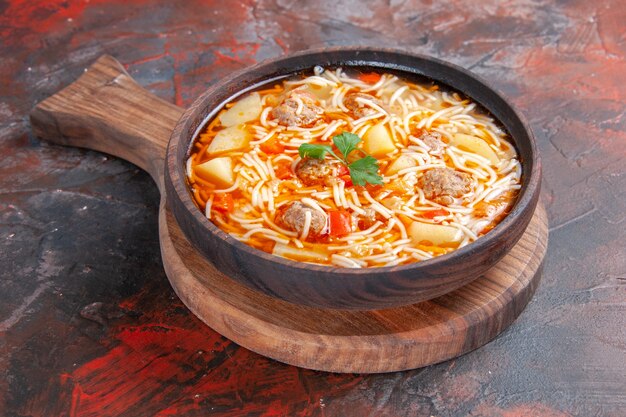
[1,0,624,416]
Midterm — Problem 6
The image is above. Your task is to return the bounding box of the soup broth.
[186,67,521,268]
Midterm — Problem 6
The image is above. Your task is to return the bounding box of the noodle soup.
[185,67,521,268]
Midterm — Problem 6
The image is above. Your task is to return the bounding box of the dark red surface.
[0,1,624,416]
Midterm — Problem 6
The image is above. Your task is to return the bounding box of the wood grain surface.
[162,201,546,373]
[30,55,183,190]
[30,54,546,373]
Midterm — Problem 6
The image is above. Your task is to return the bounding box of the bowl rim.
[166,46,541,276]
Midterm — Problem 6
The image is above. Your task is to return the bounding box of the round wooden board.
[160,201,548,374]
[30,54,548,374]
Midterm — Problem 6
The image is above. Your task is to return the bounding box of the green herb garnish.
[298,132,384,186]
[298,143,336,160]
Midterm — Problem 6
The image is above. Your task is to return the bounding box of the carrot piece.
[421,209,449,219]
[260,137,285,154]
[199,189,210,201]
[328,210,352,237]
[385,180,412,195]
[274,161,293,180]
[337,164,349,177]
[358,72,382,84]
[364,183,384,195]
[212,193,234,213]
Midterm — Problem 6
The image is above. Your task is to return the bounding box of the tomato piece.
[212,193,234,213]
[328,210,352,237]
[337,164,350,177]
[274,161,293,180]
[364,183,384,195]
[260,137,285,154]
[358,72,382,84]
[422,209,448,219]
[335,165,352,186]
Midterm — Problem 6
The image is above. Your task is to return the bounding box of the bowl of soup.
[165,47,541,310]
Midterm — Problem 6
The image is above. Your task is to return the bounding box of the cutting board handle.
[30,55,185,191]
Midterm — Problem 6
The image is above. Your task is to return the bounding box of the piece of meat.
[343,92,383,118]
[295,157,346,186]
[420,168,473,205]
[358,207,379,230]
[275,201,327,237]
[473,196,511,220]
[270,89,323,127]
[420,131,445,155]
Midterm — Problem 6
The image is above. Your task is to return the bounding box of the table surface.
[1,1,625,416]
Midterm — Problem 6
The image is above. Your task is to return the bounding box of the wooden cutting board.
[30,55,548,373]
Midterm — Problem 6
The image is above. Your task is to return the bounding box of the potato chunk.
[363,123,396,157]
[450,133,499,165]
[305,83,333,100]
[273,243,329,263]
[408,221,462,246]
[207,125,251,156]
[385,154,416,176]
[219,93,262,127]
[194,157,234,189]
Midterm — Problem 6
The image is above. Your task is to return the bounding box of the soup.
[185,67,521,268]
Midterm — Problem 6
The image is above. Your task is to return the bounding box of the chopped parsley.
[298,132,383,186]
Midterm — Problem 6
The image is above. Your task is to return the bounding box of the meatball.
[270,89,322,127]
[275,201,327,237]
[420,131,445,155]
[343,92,383,118]
[295,157,346,186]
[420,168,473,205]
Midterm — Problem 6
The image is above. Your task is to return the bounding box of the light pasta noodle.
[186,67,522,268]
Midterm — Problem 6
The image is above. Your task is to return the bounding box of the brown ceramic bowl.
[165,47,541,310]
